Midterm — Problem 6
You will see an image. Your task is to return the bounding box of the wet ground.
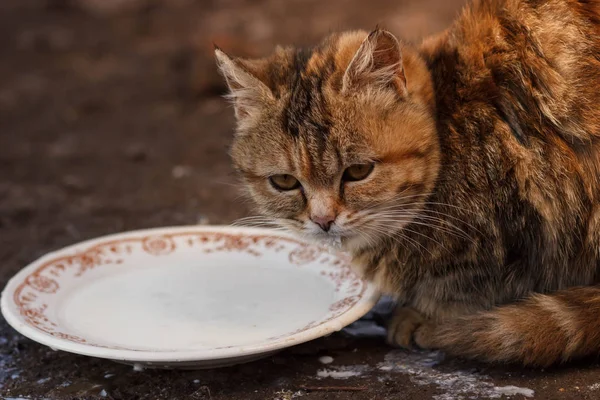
[2,0,600,399]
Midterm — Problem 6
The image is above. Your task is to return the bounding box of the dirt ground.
[2,0,600,399]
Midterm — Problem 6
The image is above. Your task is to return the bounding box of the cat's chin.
[285,226,372,253]
[320,235,343,251]
[303,232,370,254]
[296,231,346,252]
[303,232,343,249]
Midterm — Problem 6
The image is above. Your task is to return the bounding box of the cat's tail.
[424,286,600,367]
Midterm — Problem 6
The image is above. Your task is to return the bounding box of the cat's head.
[215,29,440,251]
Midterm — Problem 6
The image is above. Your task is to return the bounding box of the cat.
[215,0,600,367]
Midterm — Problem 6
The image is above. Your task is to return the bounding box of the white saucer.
[1,226,379,369]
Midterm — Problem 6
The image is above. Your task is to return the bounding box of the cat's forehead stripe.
[282,44,337,139]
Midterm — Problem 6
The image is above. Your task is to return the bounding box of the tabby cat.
[215,0,600,366]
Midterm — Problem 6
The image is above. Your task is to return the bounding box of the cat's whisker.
[361,211,465,255]
[232,216,272,221]
[416,209,483,235]
[211,180,242,188]
[372,212,476,244]
[374,201,477,217]
[364,225,413,254]
[411,217,476,244]
[368,204,483,238]
[373,217,471,243]
[365,192,478,216]
[345,197,429,224]
[377,229,429,257]
[365,209,467,234]
[363,221,432,257]
[231,216,276,226]
[231,216,302,237]
[345,208,471,248]
[364,193,432,211]
[353,229,375,248]
[367,219,446,252]
[416,202,479,215]
[399,226,448,254]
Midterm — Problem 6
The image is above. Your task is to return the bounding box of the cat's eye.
[269,174,301,191]
[343,163,375,182]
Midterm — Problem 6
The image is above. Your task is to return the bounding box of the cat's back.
[431,0,600,139]
[423,0,600,195]
[420,0,600,267]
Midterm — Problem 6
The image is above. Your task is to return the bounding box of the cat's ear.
[214,48,274,121]
[342,29,407,96]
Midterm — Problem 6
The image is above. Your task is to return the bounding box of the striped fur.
[217,0,600,366]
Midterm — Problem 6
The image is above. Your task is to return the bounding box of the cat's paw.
[413,320,436,349]
[387,306,435,349]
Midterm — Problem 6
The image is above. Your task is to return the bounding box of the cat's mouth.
[303,227,359,251]
[276,218,359,250]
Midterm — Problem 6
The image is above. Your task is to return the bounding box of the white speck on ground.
[171,165,192,179]
[99,389,108,397]
[378,350,534,399]
[36,377,50,384]
[590,383,600,390]
[318,356,334,364]
[493,385,535,397]
[316,365,369,379]
[273,389,304,399]
[133,363,144,372]
[10,373,20,380]
[104,374,115,379]
[197,215,210,225]
[193,379,200,383]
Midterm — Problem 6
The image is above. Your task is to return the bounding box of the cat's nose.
[311,215,335,232]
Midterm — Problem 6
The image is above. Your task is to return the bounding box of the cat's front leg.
[387,306,437,349]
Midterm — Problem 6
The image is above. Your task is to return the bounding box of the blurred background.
[1,0,466,263]
[0,0,472,398]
